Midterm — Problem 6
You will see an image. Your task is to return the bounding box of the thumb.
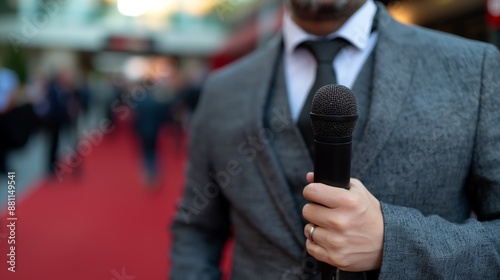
[306,172,314,183]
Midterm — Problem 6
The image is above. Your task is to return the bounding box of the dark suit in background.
[0,68,37,174]
[44,73,84,174]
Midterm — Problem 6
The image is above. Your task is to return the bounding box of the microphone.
[311,84,358,189]
[310,84,358,280]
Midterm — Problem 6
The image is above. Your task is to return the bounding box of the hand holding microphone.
[303,173,384,272]
[302,85,384,275]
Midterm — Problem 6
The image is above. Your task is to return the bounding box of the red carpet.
[0,119,232,280]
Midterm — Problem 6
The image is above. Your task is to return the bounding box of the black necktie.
[297,38,350,155]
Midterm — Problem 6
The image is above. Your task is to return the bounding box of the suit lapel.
[353,6,418,178]
[242,36,306,258]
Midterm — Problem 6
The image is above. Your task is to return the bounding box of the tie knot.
[299,38,349,64]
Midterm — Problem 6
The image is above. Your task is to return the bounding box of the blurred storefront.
[1,1,497,78]
[0,0,263,77]
[0,0,277,130]
[388,0,490,43]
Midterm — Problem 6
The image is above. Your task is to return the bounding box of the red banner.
[487,0,500,28]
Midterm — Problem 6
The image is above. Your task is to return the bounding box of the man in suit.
[171,0,500,279]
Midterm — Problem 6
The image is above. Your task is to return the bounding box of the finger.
[348,178,378,207]
[302,202,339,229]
[304,223,315,240]
[306,172,314,183]
[303,183,351,209]
[304,223,344,249]
[348,178,364,192]
[305,238,329,264]
[304,223,323,246]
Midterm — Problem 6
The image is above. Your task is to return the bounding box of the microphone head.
[311,84,358,138]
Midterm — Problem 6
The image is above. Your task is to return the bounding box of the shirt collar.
[283,0,377,55]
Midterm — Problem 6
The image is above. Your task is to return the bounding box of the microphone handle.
[314,140,351,189]
[314,140,352,280]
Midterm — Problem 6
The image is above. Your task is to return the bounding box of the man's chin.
[287,0,354,21]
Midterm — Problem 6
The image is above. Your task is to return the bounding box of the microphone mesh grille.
[311,85,358,138]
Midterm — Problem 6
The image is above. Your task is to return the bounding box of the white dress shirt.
[282,0,379,121]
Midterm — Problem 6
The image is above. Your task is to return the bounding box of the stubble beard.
[287,0,360,21]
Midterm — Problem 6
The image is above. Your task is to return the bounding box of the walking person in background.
[44,69,85,176]
[133,57,178,187]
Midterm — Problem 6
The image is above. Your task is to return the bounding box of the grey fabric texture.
[350,49,375,150]
[170,3,500,280]
[265,53,310,224]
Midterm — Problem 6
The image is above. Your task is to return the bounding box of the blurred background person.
[0,54,38,176]
[173,58,209,129]
[0,67,20,174]
[132,57,179,187]
[42,68,87,176]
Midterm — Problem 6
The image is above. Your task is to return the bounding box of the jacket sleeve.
[170,77,231,280]
[378,45,500,279]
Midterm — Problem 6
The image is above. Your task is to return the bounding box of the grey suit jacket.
[171,4,500,280]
